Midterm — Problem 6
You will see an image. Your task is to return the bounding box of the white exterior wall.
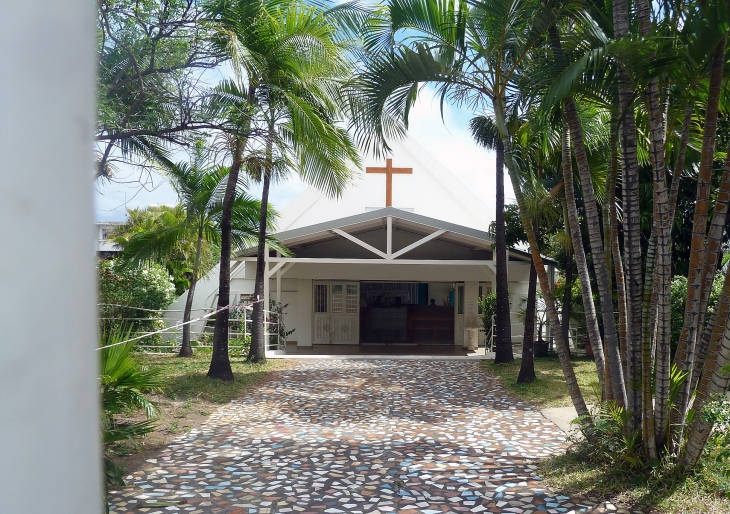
[165,256,547,349]
[507,261,533,342]
[296,279,313,346]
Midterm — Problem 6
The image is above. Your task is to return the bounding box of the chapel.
[167,138,554,356]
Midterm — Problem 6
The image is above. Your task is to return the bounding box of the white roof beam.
[331,228,388,259]
[391,230,447,259]
[234,256,494,265]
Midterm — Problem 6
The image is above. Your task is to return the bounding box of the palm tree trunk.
[564,97,627,407]
[641,57,675,449]
[677,143,730,422]
[562,260,573,352]
[613,0,644,438]
[681,262,730,470]
[675,35,727,404]
[609,112,632,419]
[692,291,727,394]
[494,99,591,426]
[249,171,271,363]
[494,137,514,364]
[517,227,538,384]
[208,138,246,382]
[179,227,204,358]
[547,23,625,405]
[642,106,692,434]
[562,123,606,396]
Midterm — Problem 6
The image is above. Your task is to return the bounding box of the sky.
[93,89,516,223]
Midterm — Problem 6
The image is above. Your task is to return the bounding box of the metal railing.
[99,303,285,353]
[483,314,585,352]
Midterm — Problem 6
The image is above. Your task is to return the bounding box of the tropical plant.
[98,259,176,341]
[477,292,497,340]
[112,205,216,296]
[114,142,279,357]
[268,299,295,350]
[204,0,359,377]
[100,327,164,504]
[469,115,513,364]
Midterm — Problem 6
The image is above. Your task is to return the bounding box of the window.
[332,284,344,313]
[346,284,358,313]
[457,285,464,315]
[315,284,328,313]
[101,228,113,241]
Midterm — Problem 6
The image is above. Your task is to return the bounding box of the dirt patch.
[110,394,216,476]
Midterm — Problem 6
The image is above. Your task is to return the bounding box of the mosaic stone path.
[109,359,637,513]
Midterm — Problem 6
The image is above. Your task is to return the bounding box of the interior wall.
[428,282,452,306]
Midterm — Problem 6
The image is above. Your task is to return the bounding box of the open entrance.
[357,281,456,346]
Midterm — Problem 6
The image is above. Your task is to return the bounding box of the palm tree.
[352,0,592,422]
[204,0,359,374]
[117,144,274,358]
[469,115,512,364]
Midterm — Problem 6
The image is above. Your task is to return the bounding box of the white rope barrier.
[99,303,218,313]
[97,296,270,351]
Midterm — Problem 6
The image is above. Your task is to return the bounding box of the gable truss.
[330,216,448,260]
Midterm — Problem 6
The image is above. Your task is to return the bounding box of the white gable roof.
[277,137,494,233]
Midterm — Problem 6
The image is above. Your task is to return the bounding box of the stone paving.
[108,359,637,513]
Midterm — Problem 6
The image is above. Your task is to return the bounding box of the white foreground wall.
[0,1,100,512]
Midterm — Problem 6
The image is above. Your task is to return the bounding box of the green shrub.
[700,396,730,498]
[100,327,164,506]
[572,401,643,470]
[670,273,723,357]
[98,259,176,343]
[478,292,497,335]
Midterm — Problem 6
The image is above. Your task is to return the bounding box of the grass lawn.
[483,355,600,408]
[145,351,292,403]
[539,445,730,514]
[483,355,730,513]
[110,352,292,476]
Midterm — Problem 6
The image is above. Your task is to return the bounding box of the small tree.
[478,293,497,344]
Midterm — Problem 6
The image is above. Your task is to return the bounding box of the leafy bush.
[572,401,643,470]
[100,327,164,504]
[478,292,497,335]
[670,273,723,357]
[98,260,176,342]
[700,396,730,498]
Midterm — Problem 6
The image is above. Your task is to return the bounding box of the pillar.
[0,1,100,512]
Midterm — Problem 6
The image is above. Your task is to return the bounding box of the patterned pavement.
[109,359,636,513]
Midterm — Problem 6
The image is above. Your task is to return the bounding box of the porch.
[280,342,494,359]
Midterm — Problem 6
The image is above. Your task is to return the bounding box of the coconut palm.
[468,114,513,364]
[352,0,592,422]
[117,144,278,358]
[204,0,359,374]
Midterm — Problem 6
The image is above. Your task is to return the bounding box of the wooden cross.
[366,158,413,207]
